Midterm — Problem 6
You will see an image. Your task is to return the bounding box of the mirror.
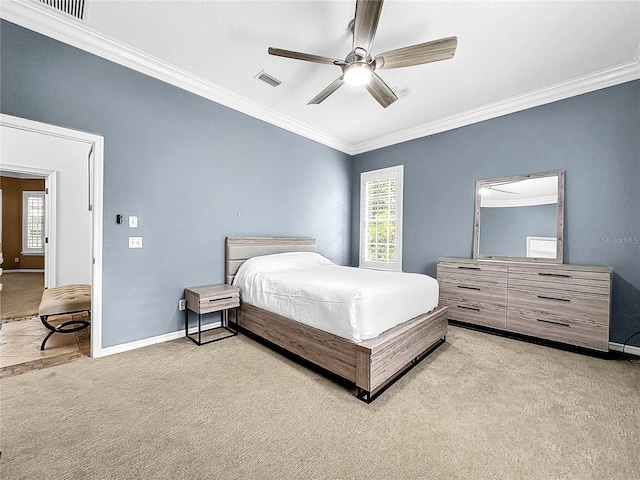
[473,170,564,263]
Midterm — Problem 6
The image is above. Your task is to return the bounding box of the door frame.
[1,165,56,285]
[1,114,104,358]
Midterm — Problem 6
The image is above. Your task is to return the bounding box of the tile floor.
[0,314,90,378]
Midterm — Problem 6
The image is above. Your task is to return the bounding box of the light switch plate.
[129,216,138,228]
[128,236,142,248]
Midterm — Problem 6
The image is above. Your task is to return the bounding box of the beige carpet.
[1,326,638,480]
[1,272,44,321]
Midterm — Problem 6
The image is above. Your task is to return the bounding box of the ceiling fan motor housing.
[342,49,374,85]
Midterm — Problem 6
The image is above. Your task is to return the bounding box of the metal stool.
[38,284,91,350]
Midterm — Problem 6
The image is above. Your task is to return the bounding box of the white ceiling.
[481,175,559,207]
[2,1,639,154]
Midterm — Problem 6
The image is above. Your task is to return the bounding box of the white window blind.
[22,191,45,255]
[359,165,403,271]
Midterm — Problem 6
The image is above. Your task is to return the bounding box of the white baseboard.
[96,321,223,358]
[609,342,640,357]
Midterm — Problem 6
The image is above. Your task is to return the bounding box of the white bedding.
[232,252,439,343]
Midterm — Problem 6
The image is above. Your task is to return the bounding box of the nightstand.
[184,284,239,346]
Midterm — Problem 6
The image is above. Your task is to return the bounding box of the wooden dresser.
[437,258,612,352]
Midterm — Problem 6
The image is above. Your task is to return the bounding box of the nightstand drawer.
[197,295,239,314]
[185,285,239,314]
[507,309,609,352]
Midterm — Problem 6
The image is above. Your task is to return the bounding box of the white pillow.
[238,252,334,275]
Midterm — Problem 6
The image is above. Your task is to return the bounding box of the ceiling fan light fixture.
[343,62,372,86]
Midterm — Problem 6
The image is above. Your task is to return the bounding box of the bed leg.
[356,387,372,404]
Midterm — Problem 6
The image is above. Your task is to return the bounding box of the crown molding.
[2,0,638,157]
[0,0,353,154]
[481,194,557,208]
[352,58,640,154]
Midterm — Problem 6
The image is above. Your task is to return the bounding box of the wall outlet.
[14,257,20,263]
[179,299,186,311]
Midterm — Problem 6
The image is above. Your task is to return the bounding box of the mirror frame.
[473,170,565,263]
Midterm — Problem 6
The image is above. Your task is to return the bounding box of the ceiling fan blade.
[268,47,342,65]
[365,73,397,108]
[374,36,458,70]
[308,76,345,105]
[490,186,518,194]
[353,0,384,53]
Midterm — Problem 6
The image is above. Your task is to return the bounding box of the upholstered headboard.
[225,236,316,285]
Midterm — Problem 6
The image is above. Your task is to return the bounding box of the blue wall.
[351,80,640,346]
[0,21,352,348]
[2,20,638,349]
[479,204,557,257]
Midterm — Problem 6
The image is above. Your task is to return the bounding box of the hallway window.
[22,191,45,255]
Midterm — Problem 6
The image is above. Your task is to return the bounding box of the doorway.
[1,168,53,285]
[0,168,66,375]
[0,170,46,320]
[0,114,104,368]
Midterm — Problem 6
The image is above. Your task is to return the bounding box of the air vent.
[35,0,86,21]
[255,71,282,88]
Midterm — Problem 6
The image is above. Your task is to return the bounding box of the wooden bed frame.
[225,236,448,402]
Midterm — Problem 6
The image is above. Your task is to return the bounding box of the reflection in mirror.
[473,171,564,263]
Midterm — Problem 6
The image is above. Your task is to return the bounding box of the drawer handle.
[458,266,481,270]
[457,285,481,291]
[458,305,480,311]
[537,318,570,328]
[537,295,570,302]
[209,296,233,302]
[538,272,572,278]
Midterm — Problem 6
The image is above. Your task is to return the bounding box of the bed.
[225,236,448,402]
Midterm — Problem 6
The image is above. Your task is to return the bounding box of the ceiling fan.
[480,183,519,196]
[268,0,458,108]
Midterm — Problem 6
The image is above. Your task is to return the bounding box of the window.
[22,191,45,255]
[359,165,404,271]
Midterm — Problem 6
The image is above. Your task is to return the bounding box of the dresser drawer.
[440,282,506,309]
[507,309,609,352]
[445,303,506,330]
[508,288,609,325]
[438,261,507,286]
[508,267,611,296]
